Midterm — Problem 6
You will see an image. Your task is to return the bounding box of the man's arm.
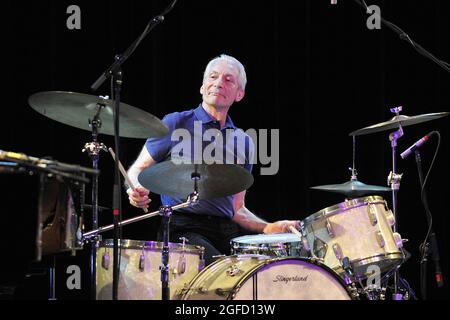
[126,146,157,209]
[232,191,299,234]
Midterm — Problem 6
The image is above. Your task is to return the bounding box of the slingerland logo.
[273,275,308,284]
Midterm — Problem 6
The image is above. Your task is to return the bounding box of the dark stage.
[1,0,449,301]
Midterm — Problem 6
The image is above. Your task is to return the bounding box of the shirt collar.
[194,104,236,129]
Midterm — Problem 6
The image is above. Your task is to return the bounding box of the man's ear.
[235,89,245,102]
[200,84,205,95]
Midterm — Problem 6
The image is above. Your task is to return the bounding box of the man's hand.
[127,186,151,209]
[263,220,300,234]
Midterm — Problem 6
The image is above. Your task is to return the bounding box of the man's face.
[200,61,245,109]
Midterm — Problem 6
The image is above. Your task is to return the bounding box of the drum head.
[232,233,302,245]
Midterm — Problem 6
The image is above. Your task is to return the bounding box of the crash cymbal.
[350,112,449,136]
[138,161,254,200]
[310,179,391,197]
[28,91,169,139]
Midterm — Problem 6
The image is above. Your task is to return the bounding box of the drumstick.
[289,225,303,241]
[108,147,148,213]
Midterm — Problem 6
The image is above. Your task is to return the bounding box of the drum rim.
[180,255,356,300]
[98,239,205,254]
[302,195,386,226]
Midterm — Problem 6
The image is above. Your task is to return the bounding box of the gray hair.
[203,54,247,91]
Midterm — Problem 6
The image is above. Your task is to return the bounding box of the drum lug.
[101,250,110,270]
[326,219,335,238]
[299,222,311,252]
[376,232,385,248]
[227,264,242,277]
[383,200,390,212]
[197,286,208,294]
[393,233,403,249]
[313,238,328,259]
[333,243,343,261]
[198,258,205,271]
[177,255,186,275]
[385,210,396,227]
[215,288,232,297]
[139,252,146,271]
[367,204,378,226]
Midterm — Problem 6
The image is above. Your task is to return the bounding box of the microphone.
[400,132,434,159]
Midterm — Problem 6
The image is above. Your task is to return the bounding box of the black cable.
[352,0,450,73]
[418,131,441,292]
[419,132,440,256]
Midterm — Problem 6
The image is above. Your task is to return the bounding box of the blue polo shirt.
[145,104,254,219]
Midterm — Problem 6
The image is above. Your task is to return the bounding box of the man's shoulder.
[162,107,197,127]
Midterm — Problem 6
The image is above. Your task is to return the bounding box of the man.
[127,54,299,265]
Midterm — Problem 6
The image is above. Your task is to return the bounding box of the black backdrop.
[1,0,449,300]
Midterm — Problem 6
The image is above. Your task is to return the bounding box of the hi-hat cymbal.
[138,162,254,200]
[350,112,449,136]
[310,179,391,197]
[28,91,169,139]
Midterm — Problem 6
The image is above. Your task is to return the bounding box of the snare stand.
[160,168,201,300]
[387,106,404,300]
[159,205,172,300]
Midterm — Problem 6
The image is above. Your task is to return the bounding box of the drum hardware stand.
[82,104,108,300]
[159,205,173,300]
[387,106,405,300]
[340,257,361,299]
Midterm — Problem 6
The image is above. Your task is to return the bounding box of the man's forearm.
[233,206,268,233]
[127,165,143,189]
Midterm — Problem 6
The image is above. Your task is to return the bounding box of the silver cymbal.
[350,112,449,136]
[28,91,169,139]
[311,179,391,197]
[138,162,254,200]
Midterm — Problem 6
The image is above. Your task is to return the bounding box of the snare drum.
[178,255,356,300]
[301,196,404,278]
[230,233,304,256]
[96,239,205,300]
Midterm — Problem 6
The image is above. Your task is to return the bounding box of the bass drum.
[178,255,356,300]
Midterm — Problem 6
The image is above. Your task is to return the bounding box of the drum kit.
[11,90,446,300]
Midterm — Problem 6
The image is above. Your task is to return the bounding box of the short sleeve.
[244,133,255,173]
[145,113,179,162]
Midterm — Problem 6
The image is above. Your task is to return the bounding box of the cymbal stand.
[387,106,405,300]
[82,103,108,300]
[349,135,358,182]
